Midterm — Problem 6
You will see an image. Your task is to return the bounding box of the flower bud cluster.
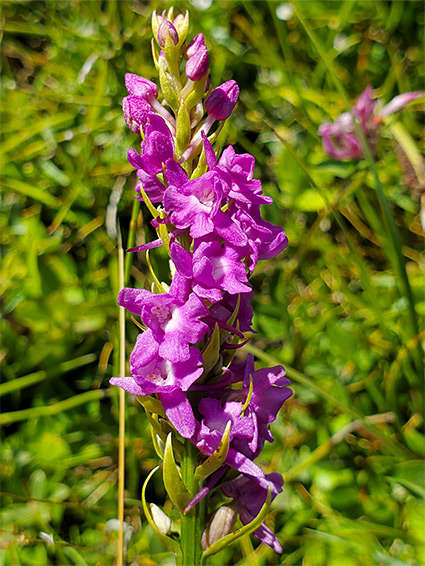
[111,9,291,554]
[318,86,422,160]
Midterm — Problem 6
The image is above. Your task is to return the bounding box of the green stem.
[181,440,206,566]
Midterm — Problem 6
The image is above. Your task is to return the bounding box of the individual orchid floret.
[129,344,203,396]
[117,283,209,364]
[127,113,175,201]
[140,114,175,175]
[177,80,240,164]
[217,146,273,207]
[318,86,423,160]
[318,115,364,160]
[185,33,205,59]
[205,80,240,121]
[229,202,288,274]
[163,164,247,246]
[194,397,279,493]
[110,346,202,439]
[186,44,209,82]
[170,239,252,304]
[221,473,284,553]
[227,355,292,456]
[127,112,174,180]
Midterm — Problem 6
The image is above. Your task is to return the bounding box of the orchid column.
[111,9,291,565]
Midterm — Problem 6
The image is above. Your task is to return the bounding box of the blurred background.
[1,1,424,565]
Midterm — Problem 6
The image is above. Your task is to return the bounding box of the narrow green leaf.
[0,354,96,397]
[163,434,192,512]
[4,178,60,208]
[0,390,107,425]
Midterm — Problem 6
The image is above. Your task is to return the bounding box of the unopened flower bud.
[205,80,239,121]
[185,34,205,59]
[125,73,158,101]
[173,11,189,45]
[201,504,237,550]
[150,504,172,535]
[186,45,209,82]
[158,20,179,48]
[122,96,151,133]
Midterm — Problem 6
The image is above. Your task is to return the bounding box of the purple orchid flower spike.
[112,10,291,559]
[319,86,423,160]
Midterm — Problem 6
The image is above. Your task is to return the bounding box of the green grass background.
[1,1,424,565]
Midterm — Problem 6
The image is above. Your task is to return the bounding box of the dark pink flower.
[318,86,423,160]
